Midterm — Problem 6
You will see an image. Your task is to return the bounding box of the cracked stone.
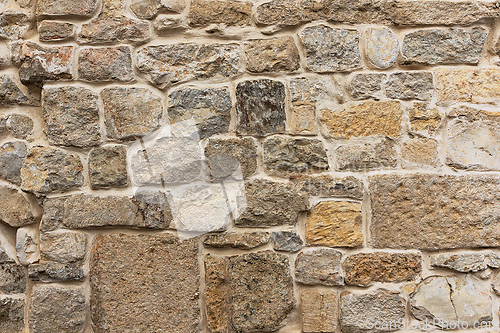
[295,248,343,286]
[203,232,270,249]
[0,141,26,185]
[78,46,133,82]
[272,231,303,252]
[89,145,128,189]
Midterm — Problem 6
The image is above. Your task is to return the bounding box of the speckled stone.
[188,0,252,27]
[365,28,398,69]
[205,137,258,179]
[39,21,75,41]
[349,73,386,100]
[295,248,343,286]
[78,46,134,82]
[89,145,128,189]
[244,37,300,73]
[386,72,434,101]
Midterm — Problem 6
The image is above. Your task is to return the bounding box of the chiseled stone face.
[0,297,24,333]
[386,71,434,101]
[78,46,134,82]
[40,232,87,264]
[430,252,500,273]
[302,290,337,333]
[89,145,128,189]
[205,137,258,179]
[244,37,300,73]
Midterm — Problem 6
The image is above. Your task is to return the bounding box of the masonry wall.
[0,0,500,332]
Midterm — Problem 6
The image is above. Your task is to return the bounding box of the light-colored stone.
[204,232,270,249]
[365,28,398,69]
[188,0,252,27]
[0,297,24,333]
[130,0,158,19]
[154,15,186,31]
[0,185,34,227]
[302,290,337,333]
[78,17,151,44]
[272,231,303,252]
[205,137,258,179]
[293,175,364,200]
[349,73,386,100]
[36,0,98,16]
[78,46,133,82]
[386,71,434,101]
[89,145,128,189]
[40,232,86,263]
[244,37,300,73]
[430,252,500,273]
[409,103,443,136]
[295,248,343,286]
[492,272,500,296]
[16,226,39,265]
[0,11,31,40]
[335,138,398,171]
[402,137,440,169]
[0,141,26,185]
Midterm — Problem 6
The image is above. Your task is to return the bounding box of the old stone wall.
[0,0,500,332]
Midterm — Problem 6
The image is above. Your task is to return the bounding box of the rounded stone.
[365,28,399,69]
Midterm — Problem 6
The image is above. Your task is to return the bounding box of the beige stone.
[302,290,337,333]
[402,137,440,168]
[204,232,270,249]
[409,102,443,135]
[244,37,300,73]
[290,103,316,135]
[188,0,252,27]
[204,256,228,333]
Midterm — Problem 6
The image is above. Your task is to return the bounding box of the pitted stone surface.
[272,231,303,252]
[386,72,434,101]
[89,145,128,189]
[0,245,26,294]
[0,141,26,185]
[188,0,252,27]
[0,11,31,40]
[349,73,386,100]
[0,297,24,332]
[0,185,34,227]
[295,248,343,286]
[132,190,172,229]
[4,114,33,139]
[205,137,258,179]
[29,262,84,282]
[38,21,74,41]
[293,175,364,200]
[244,37,300,73]
[78,46,134,82]
[365,28,398,69]
[204,232,270,249]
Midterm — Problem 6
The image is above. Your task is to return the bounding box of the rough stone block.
[16,227,39,265]
[205,137,258,179]
[244,37,300,73]
[132,190,172,229]
[0,297,24,333]
[36,0,98,16]
[204,256,228,333]
[28,262,84,282]
[402,137,440,169]
[0,11,31,40]
[349,73,386,100]
[386,71,434,101]
[38,21,74,41]
[40,232,86,264]
[0,141,26,186]
[204,232,270,249]
[302,290,337,333]
[295,248,343,286]
[78,46,133,82]
[335,138,398,171]
[293,175,364,200]
[365,28,398,69]
[89,145,128,189]
[430,252,500,273]
[272,231,303,252]
[1,114,33,139]
[0,245,26,294]
[188,0,252,27]
[0,185,34,227]
[78,17,151,44]
[409,103,443,135]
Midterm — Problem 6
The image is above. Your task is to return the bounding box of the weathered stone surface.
[130,0,158,19]
[386,72,434,101]
[188,0,252,27]
[365,28,398,69]
[293,175,364,200]
[335,138,398,171]
[409,103,443,135]
[205,137,257,179]
[370,174,500,250]
[264,136,329,174]
[228,251,294,332]
[343,252,421,287]
[203,232,270,251]
[493,272,500,296]
[244,37,300,73]
[411,275,492,328]
[430,252,500,273]
[0,11,31,40]
[446,106,500,171]
[205,256,228,333]
[289,77,327,135]
[78,46,133,82]
[89,145,128,189]
[158,0,186,12]
[0,297,24,333]
[42,86,100,148]
[132,190,172,229]
[306,201,363,248]
[272,231,303,252]
[0,185,34,227]
[154,15,186,31]
[78,17,151,44]
[40,197,64,232]
[91,234,200,332]
[16,227,39,265]
[36,0,98,16]
[28,262,84,282]
[168,87,231,139]
[302,290,337,333]
[0,75,28,105]
[0,245,26,294]
[3,114,33,139]
[236,79,285,136]
[321,101,403,139]
[300,25,361,72]
[21,146,84,194]
[38,21,74,41]
[403,28,487,65]
[235,179,308,227]
[102,86,162,140]
[296,248,343,286]
[340,290,406,333]
[137,43,240,87]
[0,141,26,185]
[436,67,500,104]
[402,137,440,168]
[349,73,386,100]
[29,286,85,333]
[40,232,86,263]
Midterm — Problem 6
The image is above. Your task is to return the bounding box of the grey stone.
[102,87,162,140]
[188,0,252,27]
[42,86,100,148]
[21,146,84,194]
[204,232,270,249]
[369,174,500,250]
[0,75,28,105]
[402,28,487,65]
[386,72,434,101]
[263,136,329,174]
[16,227,39,265]
[0,297,24,332]
[0,11,31,40]
[132,190,172,229]
[293,175,364,200]
[40,232,87,263]
[335,138,398,171]
[36,0,98,16]
[0,141,26,185]
[28,262,84,282]
[38,21,74,41]
[29,285,86,333]
[235,178,308,227]
[0,245,26,294]
[78,46,134,82]
[340,290,406,333]
[272,231,303,252]
[365,28,398,69]
[78,17,151,44]
[300,25,361,73]
[295,248,343,286]
[244,37,300,73]
[168,87,231,139]
[205,137,258,179]
[89,145,128,189]
[40,197,64,232]
[430,252,500,273]
[349,73,386,100]
[236,79,286,136]
[90,234,201,332]
[4,114,33,138]
[137,43,240,88]
[0,185,34,227]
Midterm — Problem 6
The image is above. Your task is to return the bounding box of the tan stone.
[188,0,252,27]
[302,290,337,333]
[204,256,228,333]
[306,201,363,248]
[290,103,316,135]
[409,102,443,135]
[204,232,270,249]
[321,100,402,139]
[244,37,300,73]
[402,137,440,169]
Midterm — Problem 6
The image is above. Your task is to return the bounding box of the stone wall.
[0,0,500,332]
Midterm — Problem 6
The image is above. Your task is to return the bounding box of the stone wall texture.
[0,0,500,332]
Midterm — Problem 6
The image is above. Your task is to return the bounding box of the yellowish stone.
[302,290,337,333]
[409,102,443,135]
[290,103,317,135]
[402,137,440,168]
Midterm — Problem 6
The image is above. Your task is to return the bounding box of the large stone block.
[302,290,337,333]
[205,137,257,179]
[37,0,98,16]
[188,0,252,27]
[78,46,134,82]
[365,28,398,69]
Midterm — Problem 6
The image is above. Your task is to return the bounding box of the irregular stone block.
[29,285,86,333]
[430,252,500,273]
[349,73,386,100]
[132,190,172,229]
[40,232,86,263]
[158,0,186,12]
[402,137,440,169]
[295,248,343,286]
[0,245,26,294]
[0,297,24,332]
[369,174,500,250]
[16,227,39,265]
[235,178,308,227]
[236,79,285,136]
[293,175,364,200]
[343,252,421,287]
[446,106,500,171]
[168,87,231,139]
[386,72,434,101]
[272,231,303,252]
[321,100,403,139]
[0,141,26,185]
[137,43,240,87]
[205,137,258,179]
[340,290,406,333]
[335,138,398,171]
[300,25,361,72]
[78,46,133,82]
[302,290,337,333]
[0,11,31,40]
[411,275,492,328]
[89,145,128,189]
[402,28,487,65]
[36,0,98,16]
[102,86,162,140]
[244,37,300,73]
[78,17,151,44]
[204,232,270,249]
[2,114,33,139]
[130,0,159,19]
[154,15,186,31]
[288,76,327,134]
[38,21,74,41]
[28,262,84,282]
[21,146,84,194]
[365,28,398,69]
[91,234,200,332]
[0,185,34,227]
[42,86,100,148]
[205,256,229,333]
[40,197,64,232]
[409,102,443,136]
[188,0,252,27]
[0,75,28,105]
[306,201,363,248]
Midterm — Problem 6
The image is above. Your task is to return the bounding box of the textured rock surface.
[188,0,252,27]
[204,232,270,249]
[16,227,39,265]
[0,141,26,185]
[91,234,200,332]
[430,252,500,273]
[204,256,228,333]
[370,174,500,250]
[0,185,34,227]
[0,11,31,40]
[78,46,133,82]
[132,190,172,229]
[40,232,86,263]
[244,37,300,73]
[38,21,74,41]
[205,137,257,179]
[0,245,26,294]
[306,201,363,248]
[28,262,84,282]
[89,145,128,189]
[36,0,98,16]
[386,72,434,101]
[409,103,443,135]
[349,73,386,100]
[78,17,151,44]
[335,138,398,171]
[0,75,29,105]
[1,114,33,139]
[365,28,398,69]
[272,231,303,252]
[0,297,24,332]
[295,248,343,286]
[302,290,337,333]
[289,77,326,135]
[402,137,440,168]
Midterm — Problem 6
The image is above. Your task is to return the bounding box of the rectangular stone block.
[302,290,337,333]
